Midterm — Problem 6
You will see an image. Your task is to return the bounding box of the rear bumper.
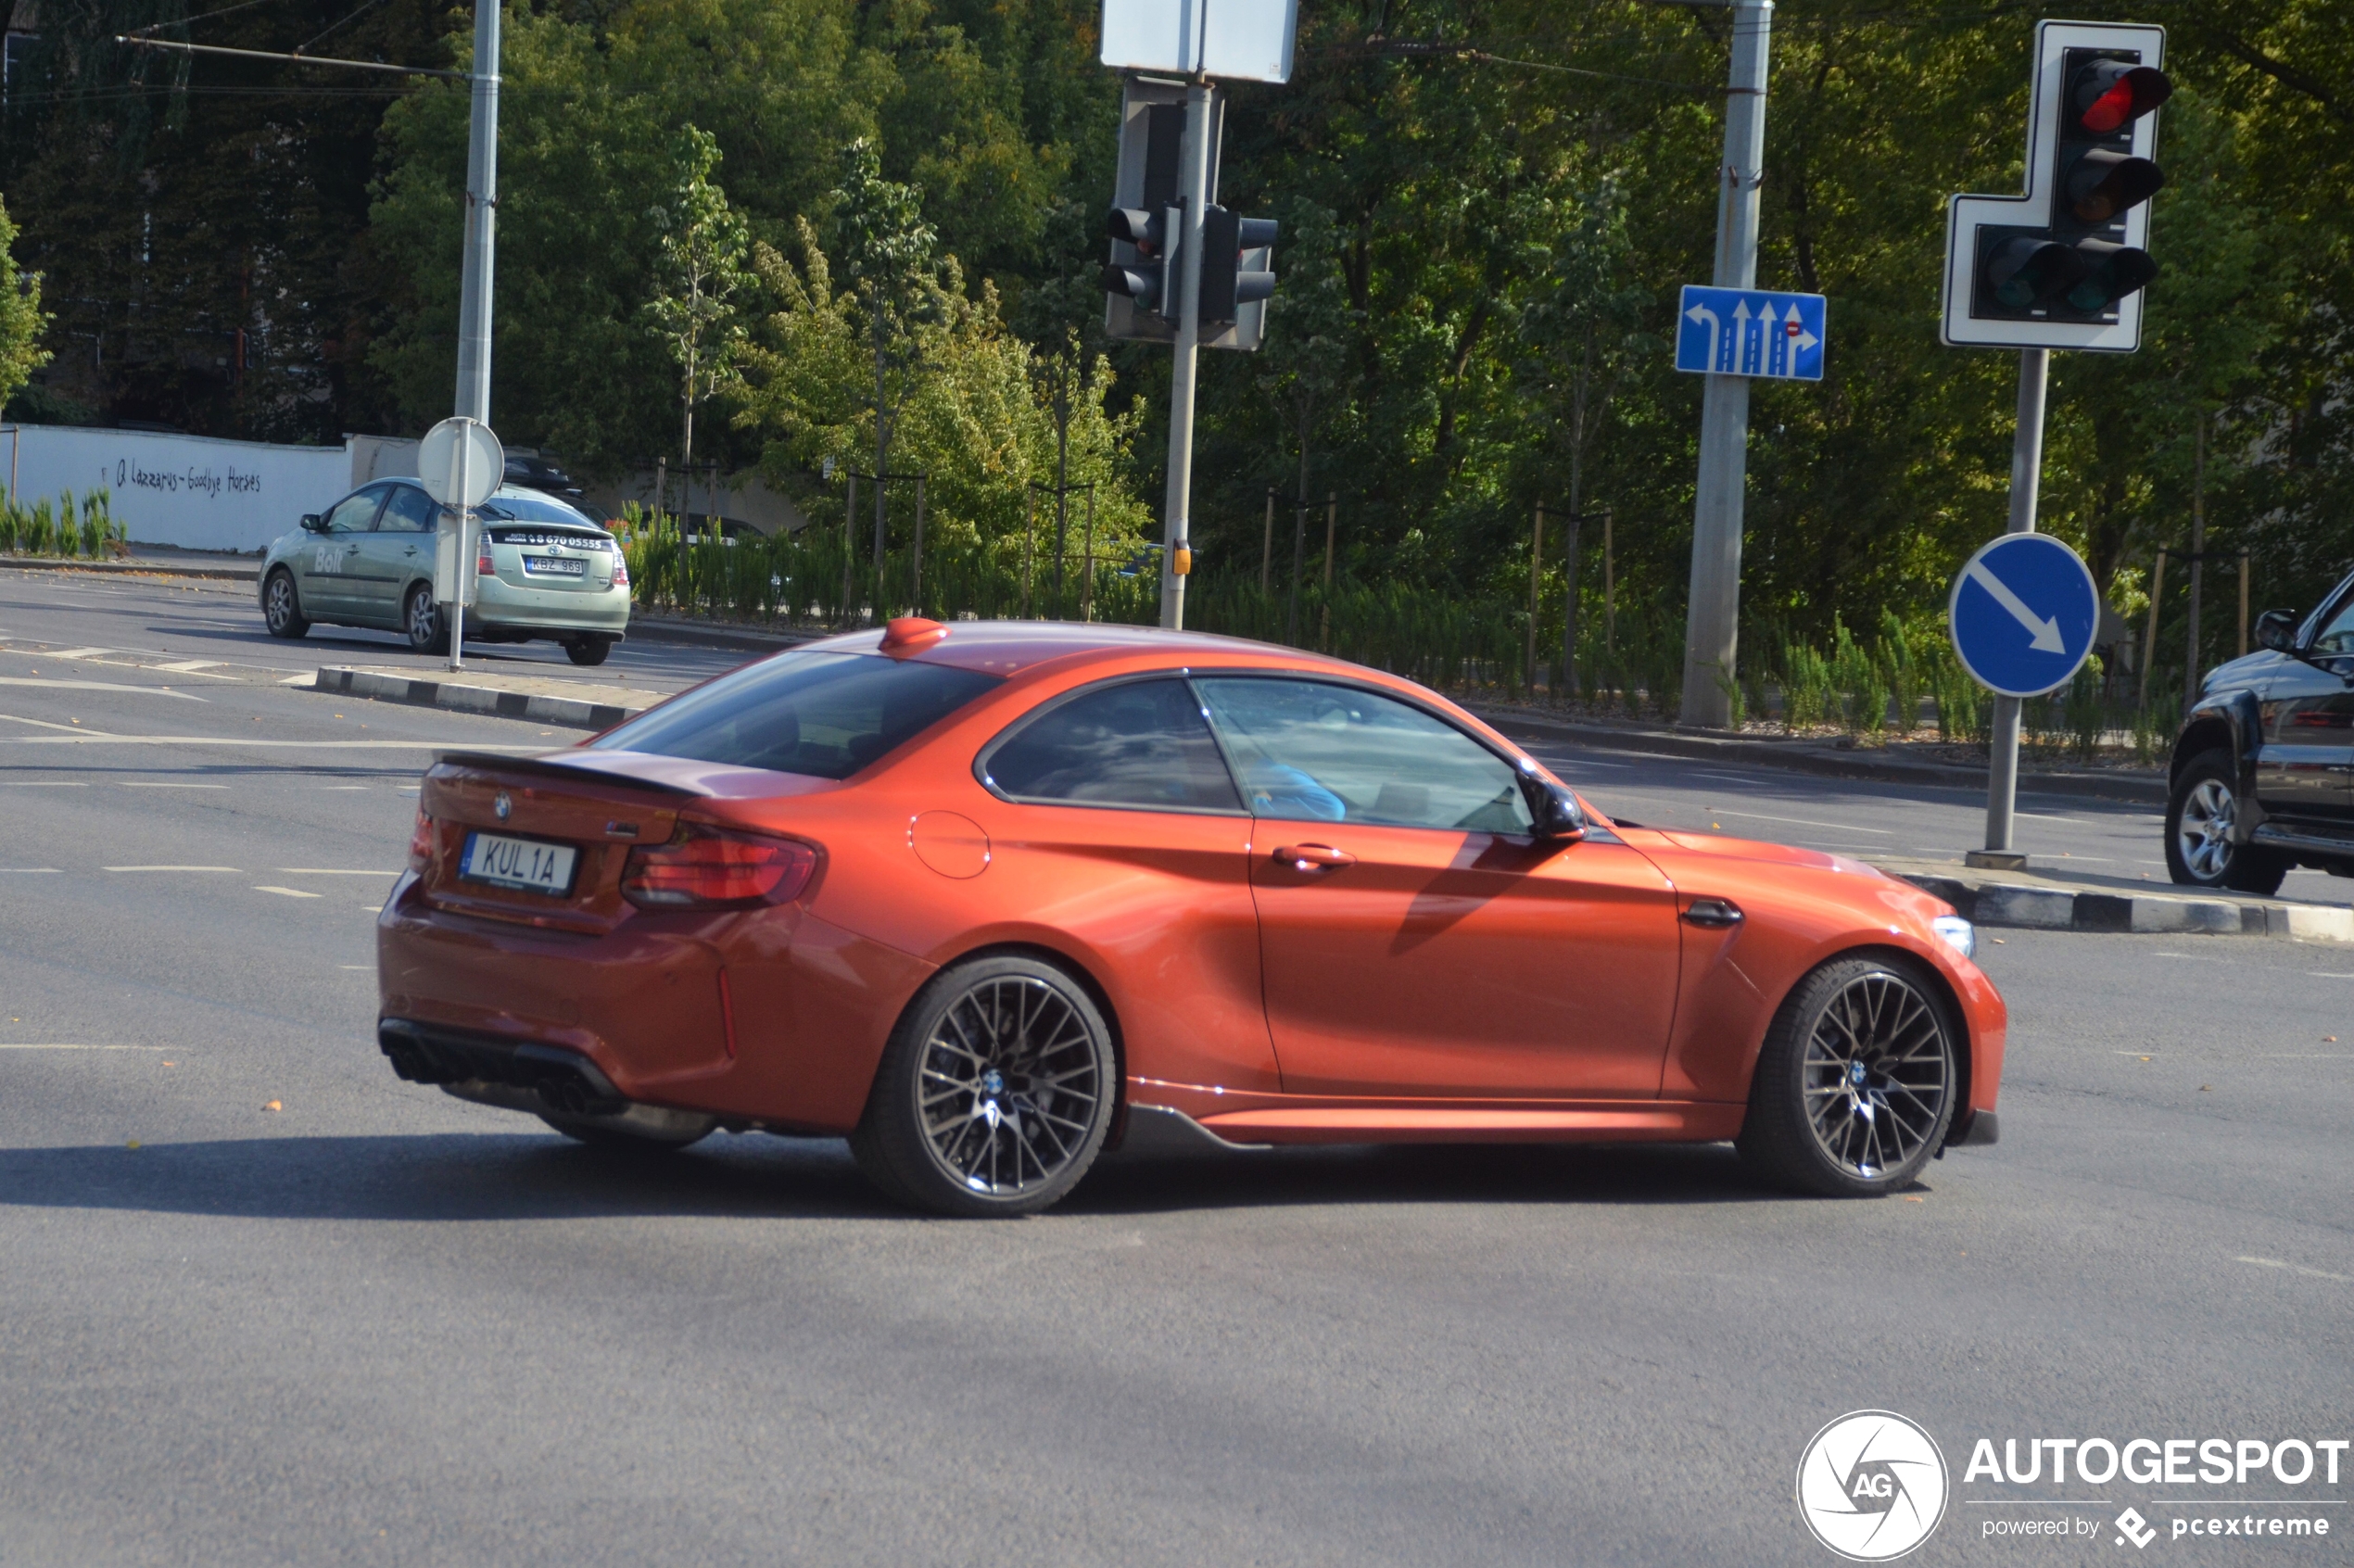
[378,1017,623,1114]
[472,575,632,634]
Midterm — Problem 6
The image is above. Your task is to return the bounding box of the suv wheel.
[2165,748,2286,894]
[262,569,309,639]
[403,582,449,655]
[851,955,1117,1217]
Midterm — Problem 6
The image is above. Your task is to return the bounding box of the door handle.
[1272,843,1355,872]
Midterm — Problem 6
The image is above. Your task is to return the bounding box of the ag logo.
[1796,1410,1949,1561]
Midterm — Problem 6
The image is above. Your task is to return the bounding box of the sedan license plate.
[460,831,578,896]
[523,554,587,576]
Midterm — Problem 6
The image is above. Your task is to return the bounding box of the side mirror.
[299,513,326,533]
[1525,778,1587,841]
[2255,608,2298,654]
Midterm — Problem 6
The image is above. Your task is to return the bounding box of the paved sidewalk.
[1475,704,2167,805]
[1866,853,2354,943]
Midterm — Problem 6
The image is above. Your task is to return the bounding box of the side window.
[2310,594,2354,657]
[323,487,387,534]
[1194,677,1535,834]
[376,485,438,534]
[982,677,1242,813]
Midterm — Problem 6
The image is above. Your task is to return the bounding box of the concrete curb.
[5,555,259,582]
[1474,708,2168,805]
[1883,870,2354,944]
[314,665,652,732]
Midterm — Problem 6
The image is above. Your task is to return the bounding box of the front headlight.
[1931,915,1976,960]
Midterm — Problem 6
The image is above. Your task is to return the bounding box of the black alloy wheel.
[403,582,449,655]
[852,955,1117,1217]
[2164,747,2286,894]
[262,569,309,639]
[1739,955,1957,1196]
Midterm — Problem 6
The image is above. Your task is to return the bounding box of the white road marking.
[151,659,221,673]
[120,781,227,789]
[277,868,396,876]
[0,780,85,786]
[338,964,372,969]
[40,647,114,660]
[0,1043,168,1051]
[0,866,60,873]
[252,885,323,899]
[1707,808,1894,834]
[2238,1256,2350,1283]
[104,865,243,873]
[0,677,203,700]
[1,714,116,734]
[318,785,370,790]
[277,673,315,686]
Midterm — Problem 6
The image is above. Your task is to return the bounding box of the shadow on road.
[0,1130,1783,1222]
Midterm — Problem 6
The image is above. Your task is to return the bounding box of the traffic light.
[1972,44,2170,322]
[1102,205,1181,322]
[1196,207,1278,326]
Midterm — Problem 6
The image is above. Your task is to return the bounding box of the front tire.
[262,569,309,639]
[1738,955,1958,1197]
[2165,748,2286,893]
[403,582,449,656]
[851,955,1118,1217]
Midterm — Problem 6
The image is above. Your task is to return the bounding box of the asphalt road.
[1,571,2348,1565]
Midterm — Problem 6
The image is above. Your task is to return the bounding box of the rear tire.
[403,582,449,656]
[2165,748,2286,894]
[262,569,309,639]
[1738,955,1959,1197]
[565,637,613,667]
[850,955,1118,1217]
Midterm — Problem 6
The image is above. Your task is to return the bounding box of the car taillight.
[408,809,434,870]
[621,826,816,910]
[477,550,495,575]
[612,555,629,588]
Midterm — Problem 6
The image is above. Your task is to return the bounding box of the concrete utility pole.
[1679,0,1773,728]
[452,0,500,424]
[1158,77,1214,630]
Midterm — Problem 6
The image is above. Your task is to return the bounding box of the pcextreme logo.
[1797,1410,1952,1562]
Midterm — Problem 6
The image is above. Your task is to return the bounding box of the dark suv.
[2169,575,2354,893]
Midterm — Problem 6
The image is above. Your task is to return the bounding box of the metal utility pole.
[1679,0,1773,728]
[1978,348,2049,860]
[1158,77,1213,630]
[2183,411,2206,717]
[453,0,500,425]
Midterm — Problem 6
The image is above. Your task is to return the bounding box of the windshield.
[592,651,1003,779]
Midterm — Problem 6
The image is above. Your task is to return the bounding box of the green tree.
[645,125,752,507]
[1255,196,1356,639]
[830,137,943,563]
[0,196,52,413]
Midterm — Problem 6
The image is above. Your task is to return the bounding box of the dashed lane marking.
[278,868,397,876]
[0,780,85,786]
[1706,808,1895,834]
[103,865,242,873]
[2238,1257,2350,1283]
[0,1043,168,1051]
[0,867,60,873]
[252,885,323,899]
[120,781,227,789]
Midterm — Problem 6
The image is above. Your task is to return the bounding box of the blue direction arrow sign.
[1675,285,1827,381]
[1947,533,2100,698]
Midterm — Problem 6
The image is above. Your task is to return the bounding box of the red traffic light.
[2072,62,2170,135]
[1106,207,1165,257]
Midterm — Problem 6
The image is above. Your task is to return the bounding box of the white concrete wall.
[2,424,358,553]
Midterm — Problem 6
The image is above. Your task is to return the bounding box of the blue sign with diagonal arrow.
[1947,532,2100,698]
[1675,285,1827,381]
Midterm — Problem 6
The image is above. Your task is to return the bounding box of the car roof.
[790,619,1379,682]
